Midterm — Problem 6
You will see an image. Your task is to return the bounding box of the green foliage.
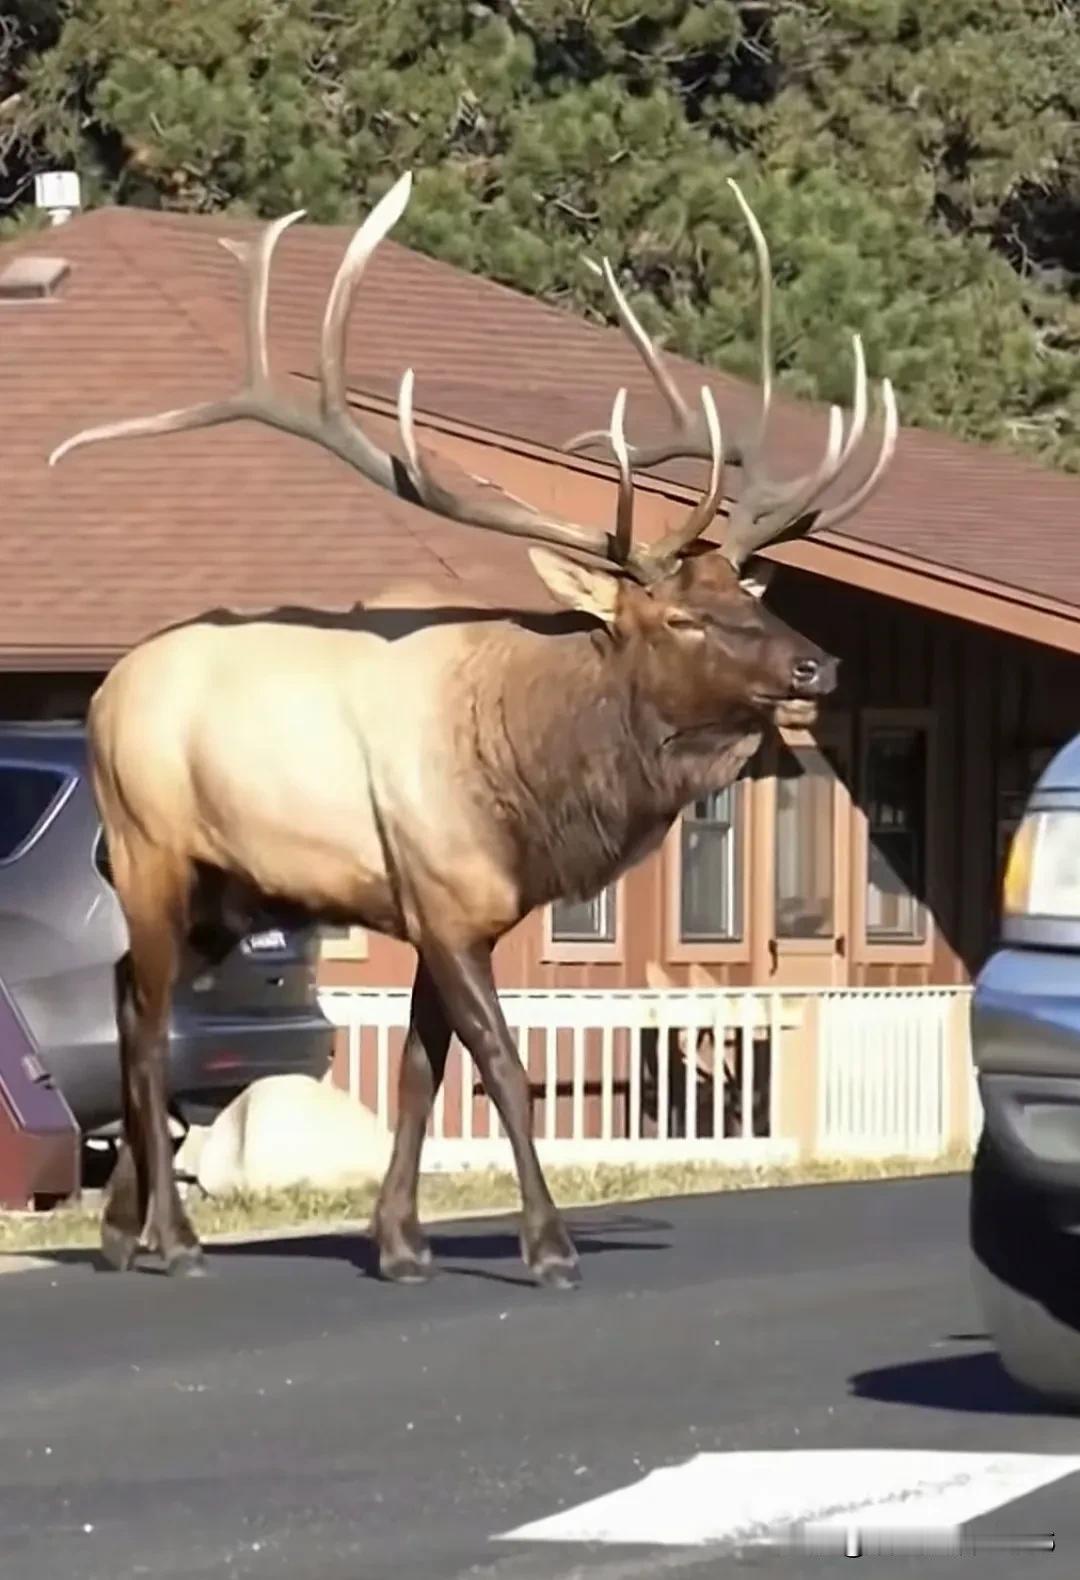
[3,0,1080,467]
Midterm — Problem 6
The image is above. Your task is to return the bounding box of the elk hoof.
[524,1221,581,1289]
[165,1246,209,1279]
[534,1257,582,1291]
[99,1222,139,1273]
[373,1214,433,1284]
[379,1253,435,1285]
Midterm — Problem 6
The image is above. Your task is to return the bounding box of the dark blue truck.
[970,731,1080,1407]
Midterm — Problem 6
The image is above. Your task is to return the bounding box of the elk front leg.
[423,939,580,1290]
[371,960,451,1283]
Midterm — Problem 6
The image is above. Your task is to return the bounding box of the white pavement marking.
[497,1450,1080,1550]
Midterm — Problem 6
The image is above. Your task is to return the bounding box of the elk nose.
[790,655,838,695]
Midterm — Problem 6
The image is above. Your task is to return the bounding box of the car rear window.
[0,766,69,861]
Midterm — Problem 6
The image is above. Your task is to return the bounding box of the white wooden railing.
[817,988,960,1158]
[317,985,975,1171]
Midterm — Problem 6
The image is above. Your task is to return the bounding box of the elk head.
[49,172,897,738]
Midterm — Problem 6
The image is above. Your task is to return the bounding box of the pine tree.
[3,0,1078,468]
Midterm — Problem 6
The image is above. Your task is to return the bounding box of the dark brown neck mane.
[468,625,763,909]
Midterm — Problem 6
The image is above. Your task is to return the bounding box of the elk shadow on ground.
[14,1206,671,1285]
[210,1207,672,1287]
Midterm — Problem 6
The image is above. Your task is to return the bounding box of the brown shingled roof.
[2,202,1080,663]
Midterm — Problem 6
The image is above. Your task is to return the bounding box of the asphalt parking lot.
[1,1173,1077,1580]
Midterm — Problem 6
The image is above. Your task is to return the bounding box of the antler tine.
[562,256,729,470]
[722,376,898,565]
[396,363,649,569]
[48,209,308,469]
[218,209,308,390]
[644,387,726,566]
[559,178,898,573]
[812,376,898,531]
[608,386,636,563]
[726,178,773,452]
[318,174,413,424]
[563,258,693,457]
[562,179,775,473]
[835,332,867,473]
[715,327,877,568]
[718,402,844,567]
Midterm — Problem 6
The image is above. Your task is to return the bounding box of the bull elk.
[49,172,897,1287]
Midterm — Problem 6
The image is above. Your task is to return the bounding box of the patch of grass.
[0,1147,973,1259]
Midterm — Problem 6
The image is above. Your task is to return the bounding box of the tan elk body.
[50,171,898,1285]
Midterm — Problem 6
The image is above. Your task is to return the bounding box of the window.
[550,885,617,943]
[318,924,368,960]
[774,745,835,940]
[863,725,928,941]
[0,766,68,861]
[679,784,743,942]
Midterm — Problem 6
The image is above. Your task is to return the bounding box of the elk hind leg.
[99,1074,145,1273]
[108,842,204,1277]
[370,959,451,1282]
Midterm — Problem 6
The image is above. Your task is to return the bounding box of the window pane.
[0,767,68,861]
[864,727,927,941]
[774,746,834,939]
[551,886,616,943]
[679,783,742,941]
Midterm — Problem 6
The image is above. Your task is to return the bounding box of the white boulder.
[187,1074,392,1197]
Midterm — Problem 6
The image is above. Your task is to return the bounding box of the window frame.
[664,774,751,965]
[542,880,624,965]
[852,707,936,966]
[767,723,851,960]
[0,760,76,867]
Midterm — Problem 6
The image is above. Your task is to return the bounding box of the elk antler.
[48,173,724,586]
[563,179,898,570]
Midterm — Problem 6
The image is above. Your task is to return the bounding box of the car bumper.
[973,949,1080,1196]
[52,1012,335,1135]
[167,1013,336,1125]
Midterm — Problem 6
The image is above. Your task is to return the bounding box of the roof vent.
[0,255,71,301]
[33,170,82,227]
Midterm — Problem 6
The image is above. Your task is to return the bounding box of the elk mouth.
[772,698,820,727]
[752,693,821,728]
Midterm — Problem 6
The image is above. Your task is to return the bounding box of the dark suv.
[0,722,334,1136]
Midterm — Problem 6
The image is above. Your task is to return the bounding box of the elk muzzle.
[789,653,839,698]
[758,650,839,729]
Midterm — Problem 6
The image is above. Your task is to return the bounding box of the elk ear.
[528,547,621,624]
[739,555,776,600]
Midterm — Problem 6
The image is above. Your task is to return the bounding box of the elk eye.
[667,614,705,634]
